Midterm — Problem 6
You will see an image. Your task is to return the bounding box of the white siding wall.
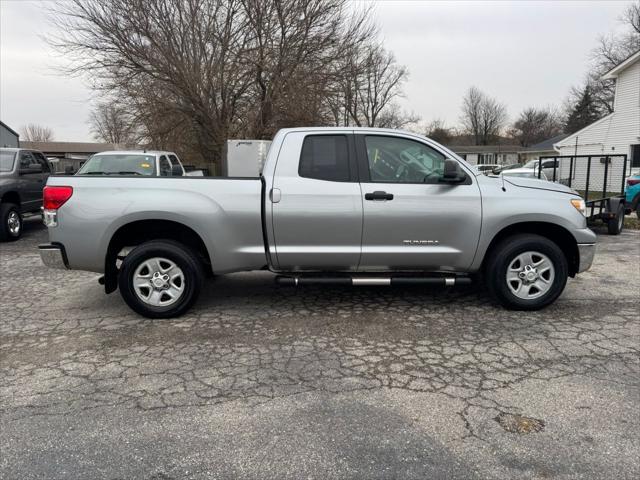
[555,58,640,192]
[465,153,479,165]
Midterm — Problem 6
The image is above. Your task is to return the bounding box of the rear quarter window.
[298,135,350,182]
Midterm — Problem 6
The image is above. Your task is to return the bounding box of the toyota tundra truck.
[38,127,596,318]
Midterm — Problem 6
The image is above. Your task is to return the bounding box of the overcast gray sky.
[0,0,631,141]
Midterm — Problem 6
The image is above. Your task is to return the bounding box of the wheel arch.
[1,191,21,207]
[104,219,212,294]
[481,222,580,277]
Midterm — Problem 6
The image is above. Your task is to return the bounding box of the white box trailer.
[224,140,272,177]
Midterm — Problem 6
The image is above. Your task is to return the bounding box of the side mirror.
[440,159,466,184]
[171,164,183,176]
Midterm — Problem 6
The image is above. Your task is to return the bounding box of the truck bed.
[46,175,267,273]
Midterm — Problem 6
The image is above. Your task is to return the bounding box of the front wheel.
[118,240,204,318]
[485,234,568,310]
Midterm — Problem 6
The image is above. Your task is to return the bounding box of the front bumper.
[577,243,596,273]
[39,243,69,270]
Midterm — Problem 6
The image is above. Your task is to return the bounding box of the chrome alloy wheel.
[7,211,20,236]
[506,251,555,300]
[133,257,185,307]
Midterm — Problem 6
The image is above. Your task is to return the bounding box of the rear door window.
[298,135,350,182]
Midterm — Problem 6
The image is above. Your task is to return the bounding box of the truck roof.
[276,126,420,135]
[92,150,177,156]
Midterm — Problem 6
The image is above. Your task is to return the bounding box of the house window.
[631,145,640,169]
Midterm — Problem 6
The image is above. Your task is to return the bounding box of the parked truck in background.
[76,150,187,177]
[39,127,596,318]
[0,147,51,241]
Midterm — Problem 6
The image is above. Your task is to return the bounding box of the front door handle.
[365,191,394,201]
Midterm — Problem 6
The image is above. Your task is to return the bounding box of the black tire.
[607,203,624,235]
[485,234,568,310]
[0,203,23,242]
[118,240,204,319]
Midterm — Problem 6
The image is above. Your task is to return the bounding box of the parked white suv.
[76,151,186,177]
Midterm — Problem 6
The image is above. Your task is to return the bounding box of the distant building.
[554,50,640,172]
[0,121,19,148]
[447,144,521,166]
[519,133,569,164]
[20,140,125,173]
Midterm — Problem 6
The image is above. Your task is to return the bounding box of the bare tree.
[240,0,373,137]
[460,87,483,144]
[20,124,54,142]
[509,107,563,147]
[47,0,385,172]
[587,1,640,114]
[424,118,453,145]
[375,103,419,130]
[334,43,411,127]
[460,87,507,145]
[89,102,138,144]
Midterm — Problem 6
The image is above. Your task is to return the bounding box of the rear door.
[17,151,45,212]
[356,134,482,271]
[270,131,362,271]
[32,151,51,206]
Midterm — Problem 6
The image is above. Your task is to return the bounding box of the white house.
[447,145,521,166]
[554,50,640,192]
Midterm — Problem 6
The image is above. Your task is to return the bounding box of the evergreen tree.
[564,86,601,134]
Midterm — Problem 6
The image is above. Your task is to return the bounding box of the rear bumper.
[577,243,595,273]
[39,243,69,270]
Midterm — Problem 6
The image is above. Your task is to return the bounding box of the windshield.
[77,154,156,175]
[523,160,539,169]
[0,151,16,173]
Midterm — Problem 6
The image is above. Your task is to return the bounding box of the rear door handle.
[365,191,394,201]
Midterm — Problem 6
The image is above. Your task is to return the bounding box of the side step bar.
[275,276,472,286]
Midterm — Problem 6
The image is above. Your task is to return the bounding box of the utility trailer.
[536,154,628,235]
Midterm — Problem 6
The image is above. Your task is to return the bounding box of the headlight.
[570,198,586,216]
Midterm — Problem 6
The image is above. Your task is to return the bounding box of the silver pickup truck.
[39,127,596,318]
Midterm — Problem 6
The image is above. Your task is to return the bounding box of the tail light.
[43,186,73,210]
[627,178,640,187]
[43,186,73,227]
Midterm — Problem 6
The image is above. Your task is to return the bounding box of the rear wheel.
[607,203,624,235]
[485,234,568,310]
[118,240,204,318]
[0,203,23,242]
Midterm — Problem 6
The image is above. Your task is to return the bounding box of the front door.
[270,131,362,271]
[356,134,482,272]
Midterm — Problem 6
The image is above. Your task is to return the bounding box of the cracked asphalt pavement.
[1,218,639,479]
